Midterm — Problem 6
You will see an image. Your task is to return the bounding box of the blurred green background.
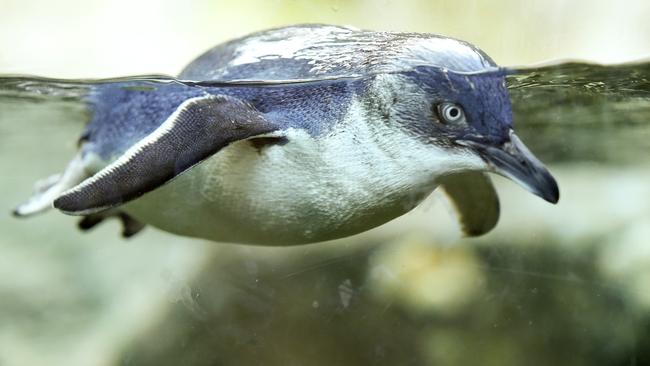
[1,1,650,366]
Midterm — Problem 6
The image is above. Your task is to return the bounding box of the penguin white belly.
[122,127,439,245]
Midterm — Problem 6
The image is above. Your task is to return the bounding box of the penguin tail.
[13,155,88,217]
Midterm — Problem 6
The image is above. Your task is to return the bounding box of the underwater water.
[0,61,649,366]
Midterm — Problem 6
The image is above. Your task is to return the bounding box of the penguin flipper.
[438,171,500,237]
[53,94,280,216]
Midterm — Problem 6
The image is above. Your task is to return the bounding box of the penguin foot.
[78,211,146,238]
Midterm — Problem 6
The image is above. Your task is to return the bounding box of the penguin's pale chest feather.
[121,102,457,245]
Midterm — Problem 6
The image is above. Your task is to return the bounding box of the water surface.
[1,61,649,366]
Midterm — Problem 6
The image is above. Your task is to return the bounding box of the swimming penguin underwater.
[13,24,559,245]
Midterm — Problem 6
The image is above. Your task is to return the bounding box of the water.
[1,61,649,365]
[509,62,650,164]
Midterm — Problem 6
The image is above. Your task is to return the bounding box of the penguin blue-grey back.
[179,24,496,80]
[13,24,559,245]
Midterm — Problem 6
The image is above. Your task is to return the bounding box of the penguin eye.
[436,102,466,124]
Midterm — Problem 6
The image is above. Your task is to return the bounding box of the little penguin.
[13,24,559,245]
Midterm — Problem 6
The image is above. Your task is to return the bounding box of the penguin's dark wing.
[54,94,280,216]
[438,172,500,237]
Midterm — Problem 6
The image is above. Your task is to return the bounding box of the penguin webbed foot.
[78,211,145,238]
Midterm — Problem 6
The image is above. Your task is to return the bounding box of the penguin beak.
[459,130,560,204]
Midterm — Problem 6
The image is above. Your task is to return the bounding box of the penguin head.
[380,66,559,204]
